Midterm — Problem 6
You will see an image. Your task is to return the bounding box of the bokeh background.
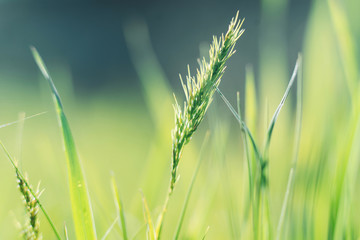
[0,0,359,239]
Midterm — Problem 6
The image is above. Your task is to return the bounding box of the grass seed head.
[16,168,42,240]
[170,12,245,191]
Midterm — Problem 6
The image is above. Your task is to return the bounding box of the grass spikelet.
[0,142,61,239]
[170,11,244,192]
[16,169,42,240]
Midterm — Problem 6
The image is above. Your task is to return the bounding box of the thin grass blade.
[101,216,120,240]
[111,176,128,240]
[140,192,156,240]
[237,91,258,238]
[0,112,46,129]
[31,47,97,239]
[130,223,147,240]
[276,53,303,240]
[216,88,261,160]
[237,92,253,195]
[201,226,210,240]
[64,224,69,240]
[263,56,300,156]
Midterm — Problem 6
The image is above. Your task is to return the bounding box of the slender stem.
[173,132,210,240]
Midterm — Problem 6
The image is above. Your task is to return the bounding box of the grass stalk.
[173,131,210,240]
[156,12,244,239]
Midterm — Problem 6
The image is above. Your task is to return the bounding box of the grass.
[1,6,360,240]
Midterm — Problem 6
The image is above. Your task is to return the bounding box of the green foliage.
[1,6,360,240]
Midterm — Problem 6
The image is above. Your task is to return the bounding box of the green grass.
[1,6,360,240]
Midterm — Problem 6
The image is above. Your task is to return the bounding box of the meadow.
[0,0,360,239]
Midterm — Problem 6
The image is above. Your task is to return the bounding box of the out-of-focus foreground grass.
[0,0,360,239]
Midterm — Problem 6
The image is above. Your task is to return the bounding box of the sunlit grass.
[0,5,359,240]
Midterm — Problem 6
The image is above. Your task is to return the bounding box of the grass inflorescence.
[153,12,244,239]
[16,169,42,240]
[170,12,244,192]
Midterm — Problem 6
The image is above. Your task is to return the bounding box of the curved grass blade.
[276,53,303,240]
[31,47,97,239]
[216,88,261,160]
[111,175,128,240]
[0,141,62,240]
[173,131,210,240]
[263,56,301,157]
[101,216,120,240]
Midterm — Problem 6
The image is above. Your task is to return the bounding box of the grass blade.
[0,112,46,129]
[64,224,69,240]
[0,141,62,240]
[216,88,261,160]
[111,175,128,240]
[173,131,210,240]
[263,56,300,156]
[130,223,147,240]
[237,91,253,196]
[276,53,303,240]
[201,226,210,240]
[140,191,156,240]
[101,216,120,240]
[237,91,257,238]
[31,47,97,239]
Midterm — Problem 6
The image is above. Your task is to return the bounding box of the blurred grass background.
[0,0,359,239]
